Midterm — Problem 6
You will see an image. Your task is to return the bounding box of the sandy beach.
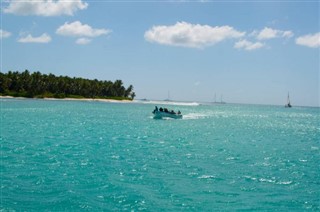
[0,96,133,103]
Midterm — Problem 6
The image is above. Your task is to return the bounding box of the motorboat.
[152,106,182,119]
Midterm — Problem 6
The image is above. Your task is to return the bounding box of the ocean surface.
[1,98,319,211]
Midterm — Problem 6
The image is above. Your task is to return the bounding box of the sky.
[1,0,319,107]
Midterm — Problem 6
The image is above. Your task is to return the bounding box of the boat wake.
[182,113,209,120]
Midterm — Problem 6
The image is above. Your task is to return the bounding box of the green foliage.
[0,70,135,100]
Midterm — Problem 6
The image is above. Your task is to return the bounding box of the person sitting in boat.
[164,108,168,113]
[159,107,163,112]
[170,110,175,114]
[153,106,158,114]
[177,110,181,115]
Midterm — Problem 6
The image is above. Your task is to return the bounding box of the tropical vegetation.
[0,70,135,100]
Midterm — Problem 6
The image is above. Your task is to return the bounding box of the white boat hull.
[153,111,182,119]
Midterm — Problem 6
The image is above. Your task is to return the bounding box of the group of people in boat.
[153,106,181,115]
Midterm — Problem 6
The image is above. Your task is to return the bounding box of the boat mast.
[164,91,170,101]
[285,92,292,107]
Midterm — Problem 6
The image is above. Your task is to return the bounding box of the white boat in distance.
[152,106,182,119]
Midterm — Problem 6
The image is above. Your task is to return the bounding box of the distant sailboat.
[164,91,171,101]
[212,93,226,104]
[220,94,226,104]
[285,92,292,108]
[213,93,217,103]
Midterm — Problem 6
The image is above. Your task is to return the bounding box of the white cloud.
[254,27,293,40]
[56,21,111,37]
[76,37,91,45]
[18,33,51,43]
[194,81,201,86]
[234,39,265,51]
[0,29,12,39]
[144,21,245,48]
[296,32,320,48]
[3,0,88,16]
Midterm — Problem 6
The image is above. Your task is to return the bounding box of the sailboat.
[164,91,171,101]
[212,93,226,104]
[220,94,226,104]
[285,92,292,108]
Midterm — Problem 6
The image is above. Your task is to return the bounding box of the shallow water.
[1,99,319,210]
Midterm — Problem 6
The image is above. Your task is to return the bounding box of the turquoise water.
[1,98,319,211]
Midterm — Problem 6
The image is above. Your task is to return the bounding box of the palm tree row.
[0,70,135,100]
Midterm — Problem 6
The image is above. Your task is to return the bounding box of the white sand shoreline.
[0,96,133,103]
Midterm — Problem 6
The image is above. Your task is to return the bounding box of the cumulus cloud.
[254,27,293,40]
[0,29,12,39]
[3,0,88,16]
[144,22,245,48]
[76,37,91,45]
[234,39,265,51]
[56,21,111,37]
[18,33,51,43]
[295,32,320,48]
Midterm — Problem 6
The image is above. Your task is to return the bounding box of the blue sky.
[1,1,319,106]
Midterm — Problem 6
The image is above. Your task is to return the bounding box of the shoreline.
[0,95,133,103]
[2,96,318,108]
